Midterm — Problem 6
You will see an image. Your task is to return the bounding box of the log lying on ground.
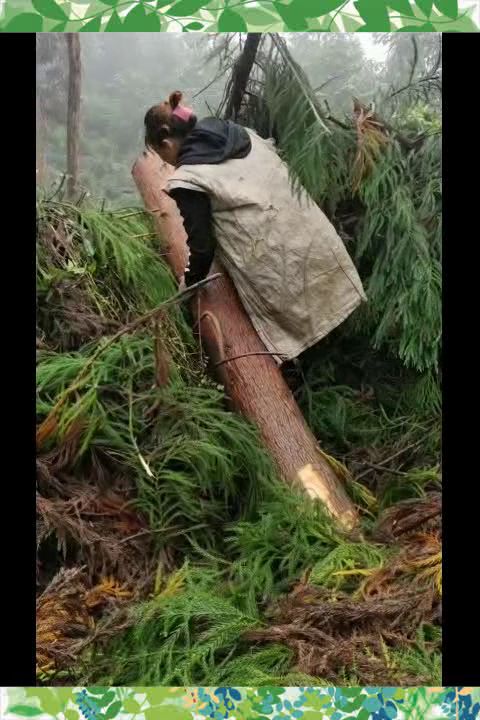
[132,150,358,530]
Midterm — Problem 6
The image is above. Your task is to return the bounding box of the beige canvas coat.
[167,129,367,363]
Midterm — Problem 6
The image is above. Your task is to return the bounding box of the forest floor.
[36,195,441,687]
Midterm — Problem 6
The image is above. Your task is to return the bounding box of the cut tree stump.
[132,149,358,530]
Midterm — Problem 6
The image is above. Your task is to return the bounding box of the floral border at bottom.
[2,687,480,720]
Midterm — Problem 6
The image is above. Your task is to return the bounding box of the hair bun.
[169,91,183,109]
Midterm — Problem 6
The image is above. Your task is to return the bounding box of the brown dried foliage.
[352,98,390,192]
[37,221,118,352]
[36,416,157,680]
[36,422,155,592]
[247,493,441,684]
[37,567,134,678]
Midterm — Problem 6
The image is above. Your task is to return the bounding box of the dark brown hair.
[144,91,197,150]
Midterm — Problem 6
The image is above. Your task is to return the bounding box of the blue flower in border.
[441,688,479,720]
[75,691,101,720]
[195,687,243,719]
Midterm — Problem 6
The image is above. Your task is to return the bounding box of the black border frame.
[2,32,37,686]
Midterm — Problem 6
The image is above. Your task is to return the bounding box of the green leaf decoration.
[103,701,123,720]
[4,689,464,720]
[86,690,108,696]
[79,14,103,29]
[9,0,471,30]
[436,8,477,29]
[7,708,43,718]
[167,0,207,16]
[388,0,416,15]
[37,690,63,717]
[96,692,116,709]
[144,708,162,720]
[55,689,76,709]
[3,12,43,30]
[144,689,175,704]
[218,7,247,30]
[122,699,142,714]
[415,0,433,15]
[357,711,371,720]
[105,10,123,28]
[45,17,67,27]
[433,0,457,17]
[145,707,191,720]
[274,1,308,29]
[32,0,67,19]
[341,14,362,30]
[398,20,435,28]
[354,0,391,28]
[343,697,365,711]
[289,0,346,17]
[239,7,279,25]
[122,4,161,29]
[64,711,80,720]
[44,18,66,28]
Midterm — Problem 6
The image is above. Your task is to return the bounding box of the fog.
[36,33,440,207]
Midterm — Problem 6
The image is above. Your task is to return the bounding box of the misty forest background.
[37,33,439,206]
[36,32,442,691]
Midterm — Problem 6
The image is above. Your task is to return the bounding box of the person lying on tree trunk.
[144,91,367,365]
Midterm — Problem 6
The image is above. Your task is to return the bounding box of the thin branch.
[36,273,223,445]
[322,102,352,131]
[271,34,331,134]
[407,35,419,89]
[46,174,67,202]
[390,73,441,100]
[192,61,235,100]
[431,36,442,75]
[354,440,423,481]
[314,71,351,94]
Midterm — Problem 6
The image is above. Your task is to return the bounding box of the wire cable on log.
[214,351,287,368]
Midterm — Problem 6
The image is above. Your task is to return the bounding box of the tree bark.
[224,33,262,121]
[36,101,47,186]
[66,34,81,200]
[132,150,358,531]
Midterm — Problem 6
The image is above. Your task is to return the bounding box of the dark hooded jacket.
[170,118,251,287]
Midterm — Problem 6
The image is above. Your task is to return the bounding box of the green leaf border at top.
[0,0,478,33]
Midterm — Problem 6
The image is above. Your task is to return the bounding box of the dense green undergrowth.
[36,179,441,686]
[35,30,442,687]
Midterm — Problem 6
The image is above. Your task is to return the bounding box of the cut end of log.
[297,463,357,531]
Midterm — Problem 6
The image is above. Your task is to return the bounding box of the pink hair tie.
[172,105,193,122]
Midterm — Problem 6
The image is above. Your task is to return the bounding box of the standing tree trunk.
[224,33,262,121]
[66,34,81,199]
[132,150,358,531]
[36,100,47,186]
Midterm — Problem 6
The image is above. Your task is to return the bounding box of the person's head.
[144,91,197,165]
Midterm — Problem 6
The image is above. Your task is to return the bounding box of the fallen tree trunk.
[132,150,358,530]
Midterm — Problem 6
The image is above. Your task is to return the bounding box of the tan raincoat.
[167,129,366,362]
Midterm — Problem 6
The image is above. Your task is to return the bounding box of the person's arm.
[169,187,216,288]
